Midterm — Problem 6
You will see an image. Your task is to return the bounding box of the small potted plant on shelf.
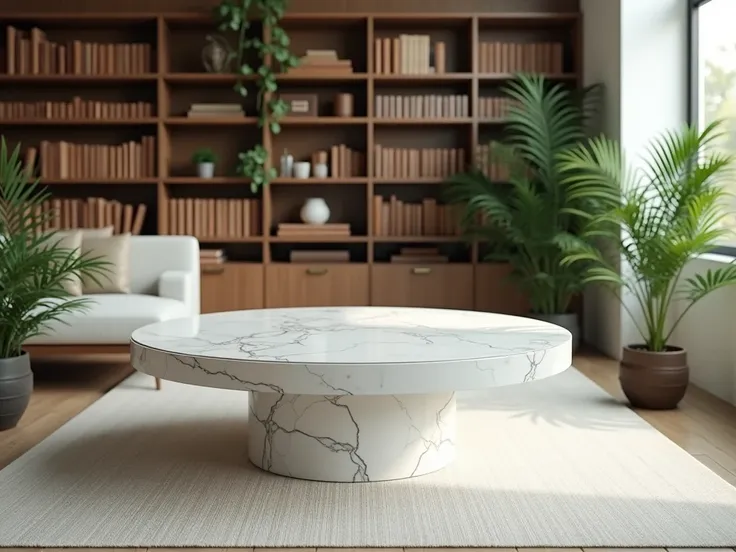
[192,148,218,179]
[444,73,611,351]
[0,138,110,430]
[559,120,736,409]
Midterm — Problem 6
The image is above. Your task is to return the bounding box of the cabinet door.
[371,264,474,309]
[265,264,370,308]
[201,263,264,314]
[474,263,529,314]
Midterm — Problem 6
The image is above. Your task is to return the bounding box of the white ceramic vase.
[197,162,215,179]
[300,198,330,225]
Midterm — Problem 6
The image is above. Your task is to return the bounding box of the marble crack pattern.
[170,355,285,394]
[250,393,370,482]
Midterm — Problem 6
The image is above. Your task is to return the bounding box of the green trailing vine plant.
[215,0,300,191]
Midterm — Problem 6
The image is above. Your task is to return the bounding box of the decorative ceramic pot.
[619,345,688,410]
[0,351,33,431]
[300,198,330,225]
[197,162,215,179]
[528,312,580,352]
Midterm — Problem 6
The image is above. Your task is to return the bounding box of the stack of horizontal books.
[186,103,245,118]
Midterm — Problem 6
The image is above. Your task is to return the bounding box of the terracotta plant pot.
[0,351,33,431]
[619,345,688,410]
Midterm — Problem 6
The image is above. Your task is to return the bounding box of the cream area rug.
[1,368,736,548]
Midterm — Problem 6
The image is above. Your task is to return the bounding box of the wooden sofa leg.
[155,377,161,390]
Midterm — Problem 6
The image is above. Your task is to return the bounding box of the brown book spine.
[435,41,446,74]
[375,38,383,74]
[6,26,16,75]
[132,204,146,235]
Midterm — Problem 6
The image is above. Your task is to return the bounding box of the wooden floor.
[1,350,736,551]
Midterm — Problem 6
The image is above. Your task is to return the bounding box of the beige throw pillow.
[81,233,131,294]
[48,230,83,296]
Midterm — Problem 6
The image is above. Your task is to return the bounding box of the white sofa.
[25,236,200,386]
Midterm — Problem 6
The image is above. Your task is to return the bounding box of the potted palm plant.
[444,74,609,350]
[0,138,109,430]
[559,121,736,409]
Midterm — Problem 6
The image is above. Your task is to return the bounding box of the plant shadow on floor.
[457,367,645,432]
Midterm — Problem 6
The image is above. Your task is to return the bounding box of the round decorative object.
[300,197,330,224]
[620,345,688,410]
[202,34,234,73]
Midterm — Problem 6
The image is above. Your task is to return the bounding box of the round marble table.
[130,306,572,483]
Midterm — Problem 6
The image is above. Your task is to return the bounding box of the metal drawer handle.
[202,265,225,275]
[306,267,328,276]
[412,267,432,275]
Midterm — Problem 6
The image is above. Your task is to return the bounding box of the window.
[692,0,736,248]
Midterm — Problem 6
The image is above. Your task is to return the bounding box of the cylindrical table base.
[248,391,456,482]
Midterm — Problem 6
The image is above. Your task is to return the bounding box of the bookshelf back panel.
[271,242,367,263]
[278,83,368,117]
[284,23,368,74]
[270,184,368,235]
[167,26,262,74]
[166,83,257,117]
[166,126,261,177]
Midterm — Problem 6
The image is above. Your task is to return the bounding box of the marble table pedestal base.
[247,390,457,482]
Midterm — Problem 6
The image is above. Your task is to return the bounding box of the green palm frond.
[0,137,112,358]
[559,121,736,351]
[444,73,611,315]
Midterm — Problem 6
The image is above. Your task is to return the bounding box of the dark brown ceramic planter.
[0,351,33,431]
[619,345,688,410]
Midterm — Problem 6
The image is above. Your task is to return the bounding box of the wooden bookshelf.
[0,4,581,315]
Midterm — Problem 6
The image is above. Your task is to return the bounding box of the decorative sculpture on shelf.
[202,34,234,73]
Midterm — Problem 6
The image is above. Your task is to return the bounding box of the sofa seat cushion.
[25,294,189,345]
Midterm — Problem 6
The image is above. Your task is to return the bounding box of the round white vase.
[300,198,330,225]
[197,162,215,179]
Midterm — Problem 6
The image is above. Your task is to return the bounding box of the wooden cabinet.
[371,264,474,309]
[474,263,529,314]
[265,263,370,308]
[200,262,264,314]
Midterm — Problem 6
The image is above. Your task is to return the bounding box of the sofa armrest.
[158,270,197,315]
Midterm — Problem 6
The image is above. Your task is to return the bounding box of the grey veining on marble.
[130,307,572,395]
[248,391,456,482]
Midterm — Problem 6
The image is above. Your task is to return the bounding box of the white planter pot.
[197,162,215,179]
[300,198,330,225]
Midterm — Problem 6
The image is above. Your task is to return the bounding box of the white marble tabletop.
[130,307,572,395]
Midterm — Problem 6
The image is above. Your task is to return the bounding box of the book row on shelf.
[374,36,445,75]
[166,198,262,239]
[36,137,156,179]
[375,94,469,119]
[5,26,152,76]
[372,195,462,237]
[478,41,563,74]
[478,97,512,120]
[373,146,466,179]
[39,197,147,235]
[0,99,154,120]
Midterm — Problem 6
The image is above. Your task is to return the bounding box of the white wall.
[581,0,689,356]
[580,0,622,359]
[671,257,736,404]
